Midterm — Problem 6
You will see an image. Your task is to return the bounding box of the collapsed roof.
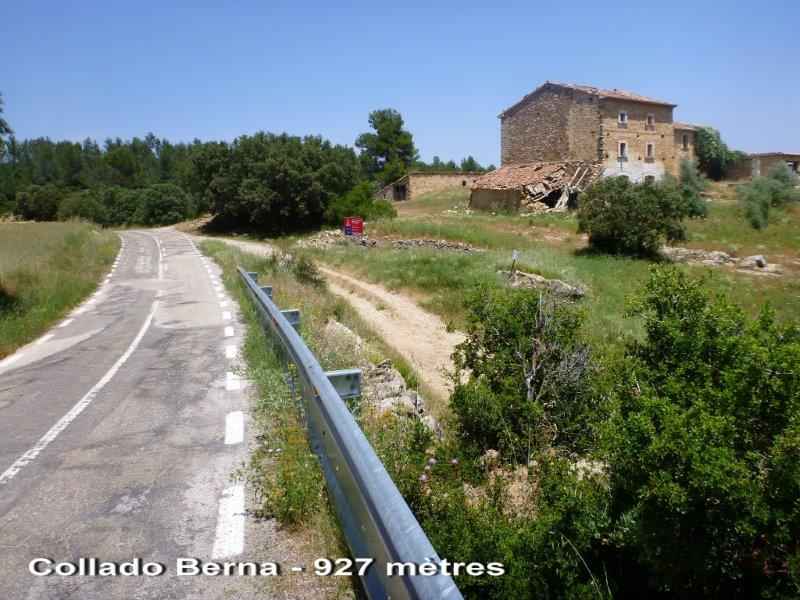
[471,161,603,211]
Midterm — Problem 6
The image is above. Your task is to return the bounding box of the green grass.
[0,222,119,357]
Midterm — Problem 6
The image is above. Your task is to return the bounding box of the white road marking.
[220,300,229,307]
[224,411,244,445]
[0,301,158,485]
[225,345,237,359]
[222,311,232,321]
[35,334,54,346]
[58,318,73,328]
[211,485,245,559]
[224,326,234,338]
[225,371,241,391]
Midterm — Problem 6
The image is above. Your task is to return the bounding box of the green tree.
[577,176,691,256]
[695,126,744,180]
[738,163,800,229]
[355,109,418,183]
[324,181,396,225]
[605,266,800,598]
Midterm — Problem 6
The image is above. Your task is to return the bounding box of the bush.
[695,126,744,180]
[58,189,109,224]
[323,181,397,225]
[738,163,800,229]
[14,184,64,221]
[451,287,594,459]
[131,183,195,225]
[577,176,691,256]
[679,159,708,218]
[98,186,140,226]
[604,266,800,598]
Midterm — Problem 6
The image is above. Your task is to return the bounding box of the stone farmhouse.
[498,81,698,183]
[376,171,483,202]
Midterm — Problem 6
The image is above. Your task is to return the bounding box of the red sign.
[351,216,363,235]
[344,217,352,235]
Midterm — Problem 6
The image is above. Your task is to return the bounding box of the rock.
[499,270,585,299]
[363,359,428,418]
[739,254,767,269]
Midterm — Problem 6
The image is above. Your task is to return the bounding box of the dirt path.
[189,234,464,403]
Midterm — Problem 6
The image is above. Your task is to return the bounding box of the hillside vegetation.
[0,222,119,357]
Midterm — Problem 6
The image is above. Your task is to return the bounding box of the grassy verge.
[0,222,119,358]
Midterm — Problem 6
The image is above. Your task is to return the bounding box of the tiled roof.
[472,161,602,191]
[749,152,800,158]
[499,81,676,118]
[673,122,700,131]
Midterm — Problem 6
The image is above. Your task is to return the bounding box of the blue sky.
[3,1,797,166]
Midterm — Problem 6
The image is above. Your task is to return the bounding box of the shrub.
[604,266,800,598]
[323,181,397,225]
[57,189,109,224]
[131,183,195,225]
[14,184,64,221]
[738,163,800,229]
[451,286,594,460]
[695,126,744,180]
[577,176,691,256]
[98,186,140,226]
[679,159,708,218]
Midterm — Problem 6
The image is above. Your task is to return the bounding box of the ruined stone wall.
[500,87,574,165]
[726,157,754,180]
[469,188,522,212]
[408,173,480,201]
[753,154,800,177]
[599,100,677,182]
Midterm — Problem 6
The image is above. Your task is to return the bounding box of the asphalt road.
[0,229,257,599]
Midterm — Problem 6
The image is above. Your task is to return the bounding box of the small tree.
[577,176,690,256]
[452,287,594,459]
[679,159,708,217]
[58,189,109,224]
[738,163,800,229]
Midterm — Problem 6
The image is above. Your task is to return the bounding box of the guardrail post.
[281,309,300,331]
[325,368,362,400]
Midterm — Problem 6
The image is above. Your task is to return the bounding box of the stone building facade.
[377,171,483,202]
[499,82,697,182]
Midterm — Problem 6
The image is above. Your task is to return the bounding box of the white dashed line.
[224,326,234,338]
[211,485,245,559]
[225,372,242,391]
[0,301,158,485]
[224,411,244,445]
[225,345,237,359]
[222,311,232,321]
[58,318,73,328]
[220,300,229,307]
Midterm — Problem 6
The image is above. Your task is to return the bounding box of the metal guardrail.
[238,267,463,600]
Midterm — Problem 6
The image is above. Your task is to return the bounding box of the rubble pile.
[661,247,783,275]
[390,238,481,253]
[499,269,586,299]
